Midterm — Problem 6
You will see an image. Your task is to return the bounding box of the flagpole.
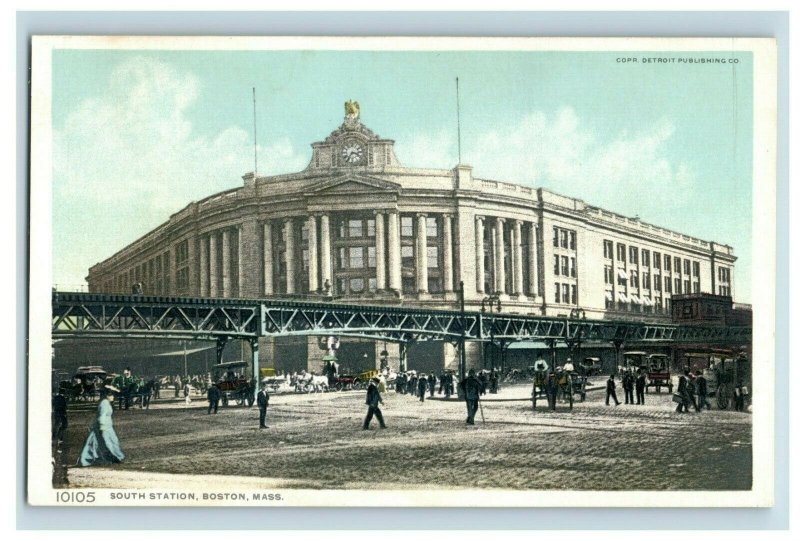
[252,87,258,176]
[456,77,462,165]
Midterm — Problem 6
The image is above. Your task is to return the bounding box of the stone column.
[375,211,386,290]
[494,217,505,294]
[221,228,231,298]
[387,211,401,292]
[475,217,485,294]
[186,235,197,295]
[320,214,332,293]
[443,214,454,292]
[416,214,428,293]
[284,219,295,294]
[199,235,208,296]
[208,232,218,297]
[513,220,524,296]
[307,215,319,293]
[169,242,179,295]
[528,223,538,297]
[263,222,273,295]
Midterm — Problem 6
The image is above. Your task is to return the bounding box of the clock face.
[341,142,364,164]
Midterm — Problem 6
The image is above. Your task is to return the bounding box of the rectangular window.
[630,247,638,265]
[301,224,309,241]
[554,283,561,303]
[653,252,661,269]
[349,247,364,269]
[337,278,347,294]
[338,247,347,269]
[176,240,189,264]
[674,257,682,274]
[675,278,681,294]
[570,257,576,278]
[562,284,570,304]
[176,268,189,290]
[654,274,661,291]
[561,255,569,276]
[571,285,577,305]
[693,281,700,293]
[617,243,626,262]
[664,255,672,272]
[368,278,377,292]
[427,277,442,294]
[692,261,700,276]
[630,270,639,288]
[426,217,438,237]
[684,279,691,294]
[348,220,363,238]
[605,295,614,310]
[338,221,347,238]
[367,246,376,268]
[643,272,650,289]
[665,277,672,293]
[684,259,691,275]
[642,249,650,267]
[401,217,413,237]
[569,231,576,250]
[603,240,613,259]
[665,298,671,312]
[367,219,375,237]
[604,266,613,284]
[553,228,559,247]
[427,246,439,268]
[349,278,365,293]
[302,249,309,271]
[554,254,560,275]
[401,245,414,266]
[560,230,569,248]
[655,296,663,313]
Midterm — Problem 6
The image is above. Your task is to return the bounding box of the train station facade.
[86,105,739,374]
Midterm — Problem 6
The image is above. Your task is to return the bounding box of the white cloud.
[393,129,455,169]
[53,57,308,287]
[466,107,696,216]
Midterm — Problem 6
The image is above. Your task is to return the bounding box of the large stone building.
[86,104,738,374]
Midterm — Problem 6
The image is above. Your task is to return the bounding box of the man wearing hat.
[207,383,221,414]
[363,377,387,430]
[696,370,711,410]
[417,373,428,402]
[459,369,484,425]
[257,383,270,428]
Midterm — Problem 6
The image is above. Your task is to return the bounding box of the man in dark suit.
[363,377,386,430]
[675,371,691,413]
[418,374,428,402]
[605,373,620,406]
[635,370,646,405]
[622,371,635,404]
[459,369,484,425]
[257,383,270,428]
[428,373,436,398]
[52,390,68,441]
[207,383,221,414]
[696,370,711,410]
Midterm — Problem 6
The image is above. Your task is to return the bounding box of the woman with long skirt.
[78,386,125,466]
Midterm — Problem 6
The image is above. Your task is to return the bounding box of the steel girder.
[51,292,751,346]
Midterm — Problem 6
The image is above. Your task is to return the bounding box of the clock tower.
[306,102,400,170]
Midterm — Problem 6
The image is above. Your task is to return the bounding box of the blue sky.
[51,49,753,301]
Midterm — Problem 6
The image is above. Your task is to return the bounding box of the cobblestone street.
[61,383,752,491]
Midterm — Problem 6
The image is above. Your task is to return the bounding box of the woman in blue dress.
[78,386,125,466]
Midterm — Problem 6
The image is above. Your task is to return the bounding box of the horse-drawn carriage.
[212,361,254,406]
[292,372,329,393]
[621,351,673,393]
[58,366,108,402]
[684,351,750,410]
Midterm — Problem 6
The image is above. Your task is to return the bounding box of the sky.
[51,48,753,302]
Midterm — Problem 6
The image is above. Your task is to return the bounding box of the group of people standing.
[394,371,455,400]
[674,370,712,413]
[605,370,648,406]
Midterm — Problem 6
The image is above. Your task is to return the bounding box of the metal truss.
[52,292,751,346]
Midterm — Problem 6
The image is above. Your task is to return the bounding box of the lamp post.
[567,307,587,366]
[481,294,502,370]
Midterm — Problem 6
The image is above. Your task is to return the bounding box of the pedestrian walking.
[489,369,499,394]
[363,377,387,430]
[78,386,125,466]
[696,370,711,410]
[635,370,646,405]
[207,383,221,414]
[257,383,270,428]
[428,373,436,397]
[622,371,634,404]
[52,390,68,441]
[675,371,692,413]
[687,373,700,412]
[418,374,428,402]
[605,373,620,406]
[459,369,484,425]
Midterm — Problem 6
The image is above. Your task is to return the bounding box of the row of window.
[603,240,701,276]
[553,282,578,305]
[553,255,577,278]
[605,265,700,294]
[605,296,671,314]
[553,227,576,251]
[718,267,731,283]
[719,285,732,296]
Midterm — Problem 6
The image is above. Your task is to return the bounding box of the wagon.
[212,361,254,407]
[353,369,379,390]
[59,366,108,402]
[644,354,672,394]
[334,374,358,391]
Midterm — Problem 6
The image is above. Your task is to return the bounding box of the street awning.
[616,292,628,303]
[605,291,614,301]
[641,296,653,306]
[629,294,641,304]
[617,269,629,280]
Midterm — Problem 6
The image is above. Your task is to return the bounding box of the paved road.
[60,383,751,491]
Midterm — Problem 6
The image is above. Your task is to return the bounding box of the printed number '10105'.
[56,491,95,503]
